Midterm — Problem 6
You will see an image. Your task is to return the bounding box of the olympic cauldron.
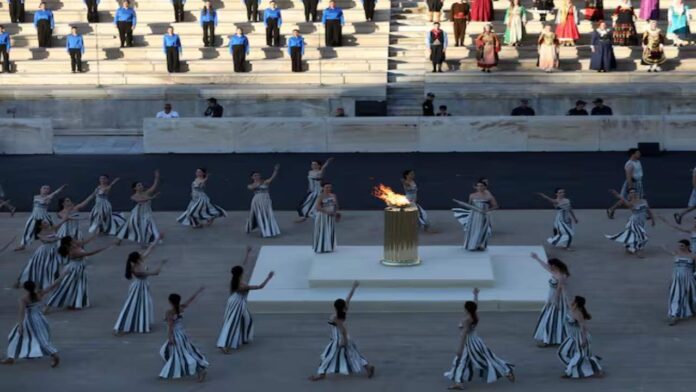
[372,184,420,266]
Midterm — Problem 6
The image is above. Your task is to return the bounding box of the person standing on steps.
[66,26,85,73]
[451,0,471,47]
[288,29,306,72]
[172,0,185,23]
[163,26,183,73]
[229,27,250,73]
[303,0,319,22]
[426,22,448,73]
[244,0,261,22]
[200,1,218,48]
[264,1,282,47]
[322,0,345,47]
[8,0,25,23]
[114,1,137,48]
[85,0,99,23]
[33,2,54,48]
[0,26,11,73]
[362,0,377,21]
[427,0,444,22]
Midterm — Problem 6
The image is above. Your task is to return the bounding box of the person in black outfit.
[204,98,224,117]
[303,0,319,22]
[85,0,99,23]
[245,0,260,22]
[422,92,435,116]
[591,98,613,115]
[436,105,451,116]
[510,99,536,116]
[567,100,589,115]
[8,0,25,23]
[173,0,185,23]
[362,0,377,21]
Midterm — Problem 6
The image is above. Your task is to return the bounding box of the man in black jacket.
[422,92,435,116]
[204,97,223,117]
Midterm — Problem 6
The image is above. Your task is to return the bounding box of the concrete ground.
[0,209,694,392]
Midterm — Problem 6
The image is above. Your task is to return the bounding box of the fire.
[372,184,411,207]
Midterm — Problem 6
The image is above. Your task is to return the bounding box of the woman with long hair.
[558,296,603,378]
[445,288,515,389]
[605,188,654,257]
[1,280,62,367]
[297,158,334,222]
[177,168,227,228]
[217,246,274,353]
[531,252,571,346]
[536,188,578,249]
[88,174,125,235]
[453,180,498,251]
[16,217,68,290]
[16,184,66,250]
[555,0,580,46]
[662,239,696,325]
[313,183,339,253]
[310,281,375,381]
[402,169,430,230]
[245,164,281,238]
[116,170,161,246]
[503,0,527,47]
[159,287,208,382]
[56,192,96,240]
[113,240,167,335]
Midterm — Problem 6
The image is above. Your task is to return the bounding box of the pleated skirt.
[89,198,126,235]
[159,326,209,379]
[6,306,58,359]
[176,193,227,226]
[668,267,696,318]
[313,212,336,253]
[113,278,154,333]
[245,193,280,238]
[444,333,514,383]
[18,243,62,290]
[46,261,89,309]
[216,293,254,350]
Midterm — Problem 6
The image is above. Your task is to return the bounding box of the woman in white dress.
[605,188,655,258]
[245,164,281,238]
[1,280,62,367]
[445,288,515,389]
[89,175,125,235]
[114,240,167,335]
[56,192,96,240]
[177,168,227,228]
[159,287,209,382]
[662,239,696,325]
[402,170,430,230]
[453,180,498,251]
[297,158,334,222]
[673,166,696,224]
[117,170,161,247]
[16,217,68,290]
[536,188,578,250]
[217,246,274,353]
[558,296,603,378]
[313,183,339,253]
[310,281,375,381]
[16,184,66,251]
[530,252,570,346]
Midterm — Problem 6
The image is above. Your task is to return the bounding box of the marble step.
[393,19,688,34]
[38,0,390,10]
[445,57,686,71]
[424,70,696,84]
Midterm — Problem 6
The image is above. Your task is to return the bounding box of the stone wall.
[0,119,53,154]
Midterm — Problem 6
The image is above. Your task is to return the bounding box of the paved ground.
[0,152,694,211]
[1,209,695,392]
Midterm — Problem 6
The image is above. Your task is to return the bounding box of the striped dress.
[17,234,62,290]
[216,291,254,350]
[688,167,696,208]
[245,184,280,238]
[605,200,649,253]
[176,180,227,226]
[46,254,89,309]
[20,196,53,247]
[159,314,209,379]
[313,195,337,253]
[6,301,58,360]
[533,277,569,345]
[619,159,644,198]
[453,198,492,251]
[56,212,82,240]
[444,321,514,384]
[89,188,126,235]
[557,315,602,378]
[113,273,154,334]
[668,256,696,319]
[547,199,574,248]
[117,199,160,245]
[404,182,430,228]
[315,321,368,375]
[297,170,323,219]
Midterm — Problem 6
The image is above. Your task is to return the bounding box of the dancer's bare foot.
[197,369,207,383]
[220,347,231,354]
[606,209,614,219]
[668,317,678,326]
[367,365,375,378]
[507,371,515,383]
[0,358,15,365]
[204,219,215,228]
[308,374,326,381]
[295,217,308,223]
[447,384,465,390]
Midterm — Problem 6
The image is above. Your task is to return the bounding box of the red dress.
[471,0,493,21]
[555,6,580,41]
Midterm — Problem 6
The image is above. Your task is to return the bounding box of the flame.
[372,184,411,207]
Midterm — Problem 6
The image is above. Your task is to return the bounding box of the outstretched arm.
[182,286,205,308]
[74,243,112,258]
[530,252,552,273]
[247,271,275,290]
[141,240,159,260]
[535,192,556,205]
[656,215,690,233]
[47,184,67,199]
[241,246,253,268]
[472,287,479,305]
[142,259,168,276]
[319,157,334,174]
[39,276,63,296]
[73,191,97,211]
[345,280,359,307]
[264,164,280,184]
[106,177,121,191]
[146,170,161,195]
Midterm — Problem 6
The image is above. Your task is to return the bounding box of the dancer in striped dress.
[664,240,696,325]
[1,280,62,367]
[117,170,161,247]
[245,164,281,238]
[531,252,570,346]
[217,246,275,353]
[607,148,643,219]
[310,281,375,381]
[16,218,68,290]
[673,166,696,224]
[402,170,431,231]
[46,235,111,310]
[16,184,66,251]
[159,287,208,382]
[89,175,125,235]
[558,296,603,378]
[537,188,578,250]
[297,158,334,222]
[313,183,339,253]
[56,192,96,240]
[445,288,515,389]
[177,168,227,228]
[114,241,167,335]
[453,180,498,251]
[605,188,654,258]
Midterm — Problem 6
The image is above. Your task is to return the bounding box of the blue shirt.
[322,7,344,25]
[0,32,10,51]
[114,7,137,27]
[287,35,305,56]
[163,34,182,54]
[66,34,85,54]
[33,10,55,29]
[200,9,218,26]
[263,8,282,27]
[229,34,249,55]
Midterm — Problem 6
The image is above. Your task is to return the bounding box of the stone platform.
[248,245,549,313]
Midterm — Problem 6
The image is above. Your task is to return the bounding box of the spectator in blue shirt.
[264,1,282,47]
[243,0,261,22]
[362,0,377,21]
[8,0,25,23]
[322,0,344,47]
[33,2,54,48]
[114,1,137,47]
[303,0,319,22]
[287,29,305,73]
[163,26,182,73]
[200,1,218,47]
[0,25,11,73]
[66,26,85,73]
[84,0,99,23]
[172,0,185,23]
[229,27,250,73]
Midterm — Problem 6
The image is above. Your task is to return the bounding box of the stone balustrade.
[0,119,53,154]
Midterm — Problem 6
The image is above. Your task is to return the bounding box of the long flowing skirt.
[547,213,574,248]
[533,291,568,345]
[159,326,209,379]
[297,190,320,219]
[504,16,525,45]
[453,208,491,251]
[471,0,493,21]
[556,20,580,41]
[46,261,89,309]
[558,333,602,378]
[20,211,53,247]
[18,243,62,290]
[313,212,336,253]
[113,278,153,333]
[589,43,617,71]
[56,219,82,240]
[117,206,160,245]
[216,293,254,350]
[177,193,227,226]
[6,307,58,359]
[538,45,559,69]
[415,203,430,227]
[477,45,498,68]
[668,268,696,318]
[605,218,648,253]
[89,198,126,235]
[444,333,514,383]
[245,193,280,238]
[316,338,368,375]
[612,23,637,46]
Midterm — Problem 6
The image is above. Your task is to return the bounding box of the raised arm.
[182,286,205,308]
[107,177,121,191]
[146,170,161,195]
[319,157,334,174]
[472,287,479,305]
[76,232,99,247]
[73,191,97,211]
[74,243,112,258]
[530,252,552,273]
[246,271,275,290]
[241,245,253,268]
[656,215,690,233]
[535,192,556,205]
[345,280,359,307]
[141,239,159,260]
[264,164,280,185]
[142,259,168,276]
[47,184,67,199]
